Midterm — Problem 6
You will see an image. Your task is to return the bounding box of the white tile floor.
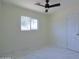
[16,47,79,59]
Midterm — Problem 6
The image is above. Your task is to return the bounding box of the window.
[21,16,38,31]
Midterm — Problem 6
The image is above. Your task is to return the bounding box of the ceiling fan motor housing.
[45,4,49,8]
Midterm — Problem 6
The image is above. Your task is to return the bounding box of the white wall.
[0,0,4,54]
[49,11,67,48]
[0,0,2,42]
[49,4,79,48]
[0,2,50,57]
[0,0,1,50]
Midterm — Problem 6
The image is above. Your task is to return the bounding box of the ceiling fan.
[35,0,60,12]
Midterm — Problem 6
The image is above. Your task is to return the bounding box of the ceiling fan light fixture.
[45,8,49,12]
[45,9,48,12]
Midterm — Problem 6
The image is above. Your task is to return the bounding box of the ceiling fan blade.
[35,3,45,7]
[49,3,60,8]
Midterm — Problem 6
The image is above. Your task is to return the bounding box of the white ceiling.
[3,0,79,14]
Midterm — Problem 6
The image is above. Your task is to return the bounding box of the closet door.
[67,13,79,51]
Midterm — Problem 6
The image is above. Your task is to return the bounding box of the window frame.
[21,16,38,31]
